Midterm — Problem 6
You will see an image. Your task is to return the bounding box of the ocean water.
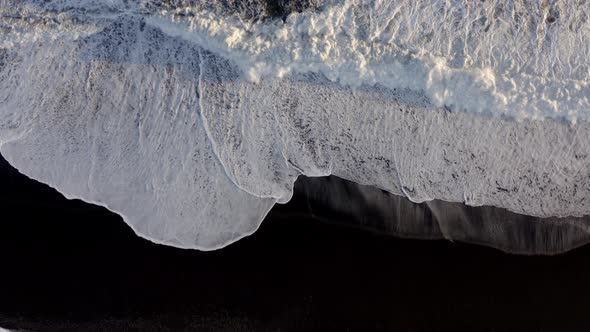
[1,0,590,252]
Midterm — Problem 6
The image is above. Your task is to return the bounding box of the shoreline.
[2,153,590,331]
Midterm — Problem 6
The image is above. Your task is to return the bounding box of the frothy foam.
[149,0,590,122]
[1,0,590,251]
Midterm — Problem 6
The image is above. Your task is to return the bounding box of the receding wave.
[1,0,590,252]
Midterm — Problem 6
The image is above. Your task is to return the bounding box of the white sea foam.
[1,0,590,251]
[149,0,590,122]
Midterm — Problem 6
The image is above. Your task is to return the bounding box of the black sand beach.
[2,153,590,331]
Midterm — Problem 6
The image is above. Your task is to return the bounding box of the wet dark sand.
[2,154,590,332]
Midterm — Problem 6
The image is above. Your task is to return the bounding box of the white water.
[150,0,590,122]
[1,0,590,251]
